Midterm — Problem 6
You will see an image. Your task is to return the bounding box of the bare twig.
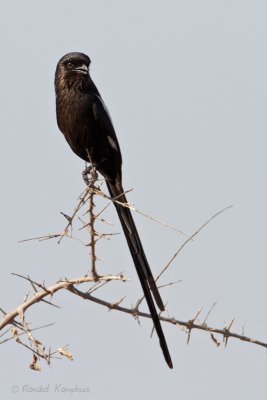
[0,323,55,345]
[135,205,233,308]
[157,205,233,281]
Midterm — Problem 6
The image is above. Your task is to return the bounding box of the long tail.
[106,180,173,369]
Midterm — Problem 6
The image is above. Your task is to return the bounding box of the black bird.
[54,52,173,369]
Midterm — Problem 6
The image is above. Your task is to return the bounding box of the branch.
[63,289,267,350]
[6,170,265,369]
[1,275,266,353]
[0,274,128,331]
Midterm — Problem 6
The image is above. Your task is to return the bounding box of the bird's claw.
[82,165,98,187]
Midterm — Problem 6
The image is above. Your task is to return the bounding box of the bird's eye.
[67,62,74,69]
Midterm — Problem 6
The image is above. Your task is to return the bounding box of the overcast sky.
[1,1,267,399]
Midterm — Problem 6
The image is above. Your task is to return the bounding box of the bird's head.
[55,52,91,89]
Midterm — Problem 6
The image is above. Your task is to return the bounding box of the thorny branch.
[2,171,267,370]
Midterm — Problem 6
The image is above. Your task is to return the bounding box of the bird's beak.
[74,64,88,74]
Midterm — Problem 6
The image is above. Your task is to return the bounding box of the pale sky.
[1,1,267,399]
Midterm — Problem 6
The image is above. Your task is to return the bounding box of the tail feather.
[106,181,173,369]
[107,181,164,309]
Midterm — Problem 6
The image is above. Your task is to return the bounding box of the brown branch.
[88,185,97,276]
[1,274,266,354]
[66,286,267,350]
[0,274,128,331]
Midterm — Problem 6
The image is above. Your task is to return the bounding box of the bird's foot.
[82,165,98,187]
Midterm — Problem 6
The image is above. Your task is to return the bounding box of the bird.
[54,52,173,369]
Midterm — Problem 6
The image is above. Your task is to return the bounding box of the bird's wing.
[89,93,122,181]
[92,94,122,154]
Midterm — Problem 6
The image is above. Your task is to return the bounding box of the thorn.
[223,317,235,347]
[187,308,202,344]
[203,302,217,325]
[60,212,72,223]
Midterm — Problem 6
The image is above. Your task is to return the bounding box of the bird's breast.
[56,90,94,162]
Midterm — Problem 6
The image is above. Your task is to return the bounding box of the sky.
[1,0,267,399]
